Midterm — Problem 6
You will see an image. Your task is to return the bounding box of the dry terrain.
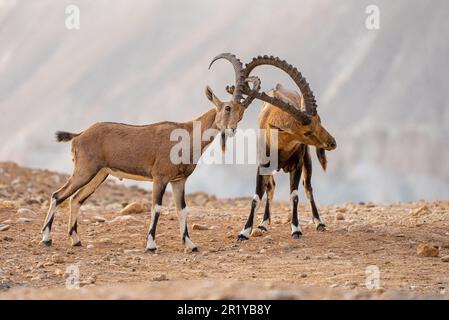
[0,162,448,299]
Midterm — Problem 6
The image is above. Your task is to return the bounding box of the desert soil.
[0,161,448,299]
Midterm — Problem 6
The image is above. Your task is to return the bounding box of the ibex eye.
[225,106,231,112]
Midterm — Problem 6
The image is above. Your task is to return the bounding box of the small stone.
[259,249,267,254]
[0,200,16,209]
[124,249,142,254]
[416,244,439,257]
[120,202,146,215]
[17,208,36,215]
[51,254,65,264]
[93,216,106,223]
[300,273,308,278]
[263,235,274,243]
[411,205,431,217]
[336,207,347,213]
[0,224,10,231]
[99,238,112,244]
[36,261,44,268]
[335,212,345,221]
[152,274,168,281]
[54,268,64,276]
[251,228,264,237]
[109,215,139,223]
[441,255,449,262]
[16,217,33,223]
[86,244,94,250]
[192,224,210,231]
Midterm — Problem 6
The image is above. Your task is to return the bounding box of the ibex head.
[268,84,336,151]
[230,55,337,151]
[206,53,247,150]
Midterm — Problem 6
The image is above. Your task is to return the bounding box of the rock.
[0,224,10,231]
[99,238,112,244]
[152,274,168,281]
[36,261,44,268]
[336,207,347,213]
[441,255,449,262]
[54,268,64,276]
[93,216,106,223]
[16,217,33,223]
[124,249,142,254]
[259,249,267,254]
[192,224,210,231]
[335,212,345,221]
[109,215,139,224]
[411,205,431,217]
[86,244,94,250]
[0,200,16,209]
[416,244,439,257]
[120,202,146,215]
[17,208,36,215]
[263,235,274,243]
[51,254,65,264]
[251,228,264,237]
[300,273,308,278]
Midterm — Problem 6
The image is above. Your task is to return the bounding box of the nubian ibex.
[40,53,312,253]
[226,56,337,241]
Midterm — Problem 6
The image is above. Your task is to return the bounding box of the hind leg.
[289,167,303,239]
[303,149,325,231]
[41,167,99,246]
[68,170,109,246]
[146,179,168,253]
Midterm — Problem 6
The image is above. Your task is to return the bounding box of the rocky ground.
[0,161,448,299]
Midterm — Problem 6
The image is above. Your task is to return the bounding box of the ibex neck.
[194,107,220,152]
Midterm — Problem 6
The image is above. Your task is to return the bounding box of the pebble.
[335,212,345,221]
[17,208,36,215]
[300,273,308,278]
[263,235,274,243]
[124,249,142,254]
[259,249,267,254]
[0,224,10,231]
[441,255,449,262]
[93,216,106,223]
[54,268,64,276]
[51,254,65,264]
[411,205,431,217]
[251,228,264,237]
[109,215,139,223]
[16,217,33,223]
[86,244,94,250]
[192,224,210,231]
[416,244,439,257]
[152,274,168,281]
[120,202,146,215]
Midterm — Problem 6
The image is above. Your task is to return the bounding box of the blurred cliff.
[0,0,448,203]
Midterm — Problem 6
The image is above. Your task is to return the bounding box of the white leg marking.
[70,232,81,246]
[291,223,303,234]
[258,219,269,230]
[239,227,251,238]
[42,227,51,242]
[42,198,56,242]
[146,205,161,250]
[253,194,261,211]
[290,190,299,202]
[179,208,197,249]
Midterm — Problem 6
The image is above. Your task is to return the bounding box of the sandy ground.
[1,161,448,299]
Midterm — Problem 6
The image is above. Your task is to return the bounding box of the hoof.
[237,234,249,241]
[147,248,157,254]
[291,231,303,239]
[257,225,268,232]
[40,239,53,246]
[316,223,326,232]
[191,247,199,252]
[71,241,82,247]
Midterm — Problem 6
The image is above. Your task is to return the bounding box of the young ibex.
[228,56,337,240]
[40,53,254,252]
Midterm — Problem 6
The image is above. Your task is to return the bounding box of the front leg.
[171,179,197,252]
[257,175,275,232]
[238,167,266,241]
[290,168,303,238]
[146,180,167,253]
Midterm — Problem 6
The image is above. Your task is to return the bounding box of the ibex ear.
[205,86,223,110]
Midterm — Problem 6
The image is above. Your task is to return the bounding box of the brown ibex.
[40,53,312,253]
[227,56,337,240]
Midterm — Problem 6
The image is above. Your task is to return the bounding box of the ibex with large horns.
[227,55,337,241]
[40,53,309,253]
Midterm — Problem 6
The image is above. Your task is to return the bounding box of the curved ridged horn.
[208,53,245,103]
[242,55,317,116]
[226,76,261,107]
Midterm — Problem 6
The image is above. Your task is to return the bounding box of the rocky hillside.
[1,162,449,299]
